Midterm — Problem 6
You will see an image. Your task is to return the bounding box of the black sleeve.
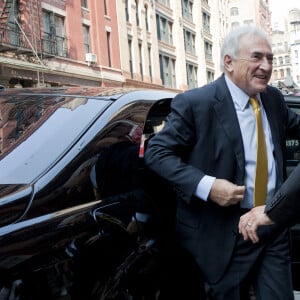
[266,163,300,227]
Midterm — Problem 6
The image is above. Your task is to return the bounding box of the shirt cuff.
[194,175,216,201]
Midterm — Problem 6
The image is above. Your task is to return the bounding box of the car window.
[30,99,155,212]
[286,102,300,175]
[0,97,110,184]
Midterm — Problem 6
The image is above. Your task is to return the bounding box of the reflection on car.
[0,86,176,299]
[284,94,300,292]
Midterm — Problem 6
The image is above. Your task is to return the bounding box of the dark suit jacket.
[267,162,300,227]
[144,74,300,284]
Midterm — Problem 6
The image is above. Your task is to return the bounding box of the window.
[280,69,284,78]
[148,44,152,82]
[279,56,283,65]
[206,69,214,83]
[104,0,108,15]
[183,29,195,54]
[284,42,288,51]
[159,53,176,88]
[284,102,300,168]
[186,63,197,88]
[204,40,212,61]
[182,0,193,21]
[202,11,210,33]
[81,0,88,8]
[285,55,290,64]
[230,7,239,16]
[7,0,21,46]
[277,42,284,52]
[135,0,140,26]
[156,14,173,45]
[128,37,133,79]
[231,22,239,29]
[106,31,111,67]
[125,0,129,22]
[138,40,143,81]
[42,10,67,57]
[145,4,149,31]
[82,25,91,54]
[290,22,300,35]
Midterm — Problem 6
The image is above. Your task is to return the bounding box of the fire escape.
[0,0,46,86]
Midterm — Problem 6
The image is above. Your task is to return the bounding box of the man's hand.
[238,205,274,243]
[209,179,245,206]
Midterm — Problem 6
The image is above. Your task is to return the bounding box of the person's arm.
[265,162,300,226]
[239,162,300,243]
[238,205,273,243]
[195,176,245,206]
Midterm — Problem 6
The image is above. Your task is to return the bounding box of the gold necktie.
[249,97,268,206]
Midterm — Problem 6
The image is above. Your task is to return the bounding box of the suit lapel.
[213,78,245,181]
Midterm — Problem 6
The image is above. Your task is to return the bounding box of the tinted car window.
[285,99,300,175]
[0,95,110,184]
[27,98,172,218]
[284,95,300,291]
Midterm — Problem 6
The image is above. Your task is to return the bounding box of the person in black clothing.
[239,161,300,243]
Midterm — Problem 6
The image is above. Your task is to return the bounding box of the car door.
[284,95,300,291]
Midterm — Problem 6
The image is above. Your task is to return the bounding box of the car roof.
[0,86,176,100]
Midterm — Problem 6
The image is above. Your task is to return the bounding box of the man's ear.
[224,55,233,72]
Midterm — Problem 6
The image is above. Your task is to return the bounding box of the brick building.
[0,0,124,88]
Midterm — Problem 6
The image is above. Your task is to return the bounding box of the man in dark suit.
[144,25,300,299]
[239,161,300,243]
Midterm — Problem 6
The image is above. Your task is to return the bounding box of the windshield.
[0,96,110,184]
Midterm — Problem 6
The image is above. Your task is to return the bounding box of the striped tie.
[249,97,268,206]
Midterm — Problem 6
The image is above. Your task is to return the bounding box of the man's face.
[225,35,273,96]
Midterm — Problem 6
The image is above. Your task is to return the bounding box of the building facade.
[288,8,300,88]
[0,0,123,88]
[2,0,298,92]
[116,0,221,91]
[270,29,292,90]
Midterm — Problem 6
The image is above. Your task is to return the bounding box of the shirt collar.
[224,75,261,111]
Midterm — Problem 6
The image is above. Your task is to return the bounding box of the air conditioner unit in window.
[85,53,97,65]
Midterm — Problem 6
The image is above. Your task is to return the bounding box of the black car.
[0,88,300,299]
[0,86,177,299]
[284,94,300,294]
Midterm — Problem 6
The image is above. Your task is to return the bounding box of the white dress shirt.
[195,76,276,208]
